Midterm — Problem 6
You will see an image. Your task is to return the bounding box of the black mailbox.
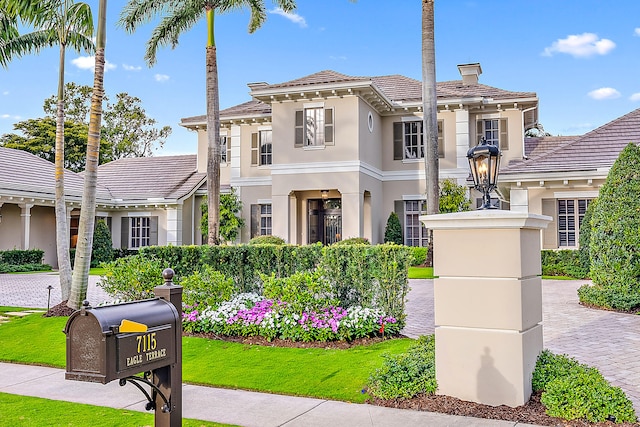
[64,298,180,384]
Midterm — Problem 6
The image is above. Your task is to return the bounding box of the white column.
[166,205,182,246]
[455,108,471,181]
[509,188,529,213]
[230,125,241,179]
[19,203,34,250]
[272,194,290,243]
[341,192,363,239]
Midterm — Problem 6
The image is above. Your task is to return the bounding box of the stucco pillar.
[272,194,290,243]
[455,108,470,172]
[340,192,363,240]
[19,203,34,250]
[509,188,529,213]
[420,210,551,407]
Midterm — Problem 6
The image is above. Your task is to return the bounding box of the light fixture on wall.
[467,137,501,209]
[321,190,329,200]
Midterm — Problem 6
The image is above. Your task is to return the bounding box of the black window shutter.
[121,217,129,249]
[393,122,403,160]
[250,204,259,238]
[294,110,303,147]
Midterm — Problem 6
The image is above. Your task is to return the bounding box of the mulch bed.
[45,301,639,426]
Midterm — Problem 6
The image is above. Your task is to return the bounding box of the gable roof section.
[503,108,640,175]
[95,154,205,202]
[0,147,112,202]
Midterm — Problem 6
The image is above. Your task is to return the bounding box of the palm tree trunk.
[68,0,107,310]
[422,0,438,267]
[55,43,72,300]
[206,7,220,245]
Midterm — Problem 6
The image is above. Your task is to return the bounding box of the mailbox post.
[64,268,183,426]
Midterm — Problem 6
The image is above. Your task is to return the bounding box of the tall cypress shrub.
[384,212,403,245]
[91,219,113,267]
[586,143,640,311]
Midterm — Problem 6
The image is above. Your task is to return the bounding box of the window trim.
[294,106,334,147]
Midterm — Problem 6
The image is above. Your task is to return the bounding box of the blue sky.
[2,0,640,156]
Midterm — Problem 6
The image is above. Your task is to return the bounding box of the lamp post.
[46,285,53,312]
[467,137,501,209]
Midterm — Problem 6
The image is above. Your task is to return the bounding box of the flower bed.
[182,293,400,342]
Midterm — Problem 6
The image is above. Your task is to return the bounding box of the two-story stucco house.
[181,63,539,247]
[3,62,639,268]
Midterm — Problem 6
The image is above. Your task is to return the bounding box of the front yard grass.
[0,312,413,403]
[0,392,231,427]
[408,266,434,279]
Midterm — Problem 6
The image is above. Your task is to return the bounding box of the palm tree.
[0,0,94,299]
[119,0,296,245]
[68,0,107,310]
[422,0,438,266]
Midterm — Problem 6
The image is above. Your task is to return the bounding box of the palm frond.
[144,4,202,65]
[1,30,56,60]
[119,0,180,33]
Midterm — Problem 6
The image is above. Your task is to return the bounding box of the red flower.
[379,324,385,334]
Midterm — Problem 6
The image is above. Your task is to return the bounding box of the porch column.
[509,188,529,213]
[289,193,298,244]
[455,108,471,180]
[272,193,290,243]
[341,192,363,240]
[19,203,34,250]
[421,210,550,407]
[166,205,182,246]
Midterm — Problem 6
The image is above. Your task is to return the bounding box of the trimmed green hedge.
[0,249,44,265]
[106,243,411,326]
[541,250,588,279]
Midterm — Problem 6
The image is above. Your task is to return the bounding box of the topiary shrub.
[384,212,403,245]
[587,143,640,311]
[248,235,286,245]
[91,219,114,267]
[367,335,437,399]
[576,198,596,279]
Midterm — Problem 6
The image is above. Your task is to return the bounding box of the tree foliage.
[91,219,113,267]
[585,143,640,311]
[438,179,471,213]
[384,212,403,245]
[200,188,245,243]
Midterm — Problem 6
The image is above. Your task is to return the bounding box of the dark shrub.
[91,219,114,267]
[384,212,403,245]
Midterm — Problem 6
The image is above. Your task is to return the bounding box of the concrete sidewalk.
[0,362,538,427]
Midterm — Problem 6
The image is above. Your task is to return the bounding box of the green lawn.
[408,266,434,279]
[0,392,231,427]
[0,312,413,403]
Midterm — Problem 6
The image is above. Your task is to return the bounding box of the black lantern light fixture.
[467,137,501,209]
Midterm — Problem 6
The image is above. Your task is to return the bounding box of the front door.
[308,198,342,245]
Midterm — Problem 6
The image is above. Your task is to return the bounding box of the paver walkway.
[1,273,639,415]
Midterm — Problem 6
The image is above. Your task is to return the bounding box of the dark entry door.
[308,198,342,245]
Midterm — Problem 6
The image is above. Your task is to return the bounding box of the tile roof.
[0,147,112,202]
[180,70,537,121]
[503,108,640,174]
[94,154,205,201]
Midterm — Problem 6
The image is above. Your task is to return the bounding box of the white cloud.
[154,74,170,82]
[543,33,615,58]
[1,114,21,120]
[329,55,347,61]
[630,93,640,101]
[123,63,142,71]
[588,87,621,100]
[71,56,117,71]
[270,7,307,28]
[634,28,640,37]
[2,91,8,96]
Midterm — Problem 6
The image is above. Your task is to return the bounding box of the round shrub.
[248,235,286,245]
[98,254,166,301]
[588,143,640,311]
[179,264,235,309]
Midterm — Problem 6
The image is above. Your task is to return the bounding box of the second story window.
[220,135,230,164]
[477,118,509,150]
[295,107,334,147]
[251,130,272,166]
[393,120,444,160]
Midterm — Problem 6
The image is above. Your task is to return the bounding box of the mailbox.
[64,298,180,384]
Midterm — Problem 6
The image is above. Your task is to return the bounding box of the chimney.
[457,63,482,86]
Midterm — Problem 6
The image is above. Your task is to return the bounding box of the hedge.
[0,249,44,265]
